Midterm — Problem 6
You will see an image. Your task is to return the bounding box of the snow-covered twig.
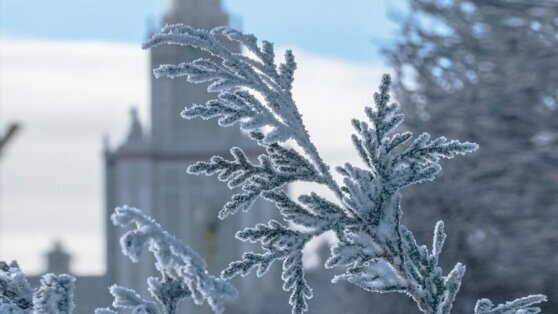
[0,261,75,314]
[96,206,237,314]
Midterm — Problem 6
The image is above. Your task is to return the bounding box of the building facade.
[103,0,285,312]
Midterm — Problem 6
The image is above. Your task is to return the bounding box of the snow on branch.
[143,25,337,194]
[33,273,75,314]
[143,25,306,149]
[142,24,548,314]
[474,295,548,314]
[96,206,237,314]
[187,144,320,219]
[0,261,34,313]
[0,261,75,314]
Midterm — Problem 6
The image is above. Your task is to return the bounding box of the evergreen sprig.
[187,143,319,219]
[474,295,548,314]
[96,206,237,314]
[0,261,75,314]
[142,24,547,314]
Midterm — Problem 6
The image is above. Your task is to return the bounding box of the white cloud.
[0,39,389,274]
[1,39,149,274]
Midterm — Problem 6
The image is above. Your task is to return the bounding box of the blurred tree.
[385,0,558,312]
[0,123,21,159]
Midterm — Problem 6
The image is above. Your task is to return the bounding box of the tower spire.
[165,0,227,28]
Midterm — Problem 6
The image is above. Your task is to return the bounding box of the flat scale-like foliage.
[1,208,236,314]
[96,206,237,314]
[0,261,75,314]
[141,25,547,314]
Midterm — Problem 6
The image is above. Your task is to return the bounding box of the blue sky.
[0,0,403,62]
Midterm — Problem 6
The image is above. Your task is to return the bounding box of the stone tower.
[104,0,284,312]
[45,241,71,275]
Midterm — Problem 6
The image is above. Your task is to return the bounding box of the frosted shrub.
[0,261,75,313]
[95,206,237,314]
[0,26,547,314]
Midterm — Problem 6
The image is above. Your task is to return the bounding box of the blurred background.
[0,0,556,313]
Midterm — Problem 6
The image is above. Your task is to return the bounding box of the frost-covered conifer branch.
[0,261,75,314]
[96,206,237,314]
[143,24,343,200]
[95,285,160,314]
[143,25,546,314]
[474,295,547,314]
[188,142,323,219]
[0,261,33,313]
[33,273,75,314]
[221,219,314,313]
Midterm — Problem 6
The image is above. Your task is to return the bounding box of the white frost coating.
[332,260,408,292]
[0,303,27,313]
[371,260,408,288]
[0,261,76,314]
[33,273,75,314]
[376,193,402,242]
[474,295,547,314]
[142,24,488,314]
[141,24,546,314]
[97,206,237,314]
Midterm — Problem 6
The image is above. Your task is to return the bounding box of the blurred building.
[28,0,402,313]
[100,0,391,313]
[29,242,106,313]
[102,0,284,312]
